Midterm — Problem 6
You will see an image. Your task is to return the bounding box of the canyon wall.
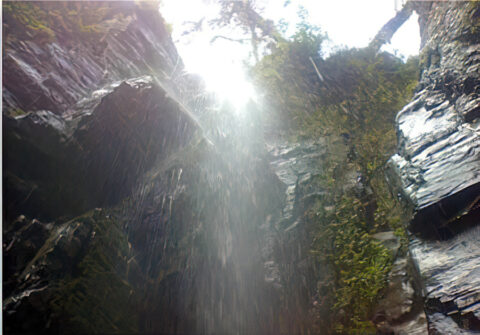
[387,1,480,333]
[3,1,480,334]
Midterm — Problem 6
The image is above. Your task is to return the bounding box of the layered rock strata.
[387,2,480,332]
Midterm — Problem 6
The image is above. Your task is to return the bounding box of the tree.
[369,1,414,53]
[249,6,326,128]
[209,0,282,62]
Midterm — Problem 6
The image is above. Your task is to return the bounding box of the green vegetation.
[250,10,326,128]
[50,209,138,334]
[2,2,137,45]
[251,12,419,333]
[308,195,395,333]
[3,2,56,44]
[5,108,27,118]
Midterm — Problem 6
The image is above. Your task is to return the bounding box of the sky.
[160,0,420,106]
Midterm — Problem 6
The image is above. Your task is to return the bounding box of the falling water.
[107,82,326,334]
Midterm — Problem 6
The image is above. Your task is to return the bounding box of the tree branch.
[369,1,414,53]
[309,56,324,83]
[210,35,250,44]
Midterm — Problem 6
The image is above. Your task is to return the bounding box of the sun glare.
[179,33,256,108]
[161,0,257,111]
[161,0,420,109]
[382,12,420,59]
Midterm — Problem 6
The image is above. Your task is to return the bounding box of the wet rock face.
[2,1,184,116]
[3,209,139,335]
[3,4,286,334]
[73,76,198,211]
[4,76,198,222]
[124,136,285,335]
[3,1,204,222]
[387,2,480,235]
[3,215,53,297]
[372,232,427,334]
[410,227,480,333]
[387,2,480,333]
[265,139,328,332]
[3,72,200,334]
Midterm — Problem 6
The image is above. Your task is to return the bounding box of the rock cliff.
[387,1,480,333]
[3,2,282,334]
[4,1,480,334]
[2,1,188,116]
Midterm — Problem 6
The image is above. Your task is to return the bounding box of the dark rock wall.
[3,2,287,334]
[265,139,329,333]
[387,1,480,333]
[5,1,480,334]
[2,2,186,115]
[3,1,206,223]
[124,135,286,334]
[5,77,199,222]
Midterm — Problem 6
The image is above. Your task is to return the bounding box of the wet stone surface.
[262,138,328,332]
[267,139,326,230]
[2,3,183,116]
[387,2,480,234]
[4,75,198,222]
[386,3,480,333]
[372,232,428,334]
[410,225,480,333]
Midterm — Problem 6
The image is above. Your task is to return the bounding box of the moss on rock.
[49,209,138,334]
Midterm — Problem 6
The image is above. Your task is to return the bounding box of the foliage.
[50,210,138,334]
[2,2,135,45]
[5,108,26,118]
[310,196,393,333]
[307,54,416,333]
[252,16,419,333]
[209,0,281,62]
[250,12,326,127]
[3,2,56,44]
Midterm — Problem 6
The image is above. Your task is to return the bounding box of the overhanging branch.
[369,1,414,53]
[210,35,250,44]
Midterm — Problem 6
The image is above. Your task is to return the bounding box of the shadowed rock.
[2,1,184,116]
[410,226,480,332]
[4,76,199,222]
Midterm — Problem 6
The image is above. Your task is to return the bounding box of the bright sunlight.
[161,0,420,109]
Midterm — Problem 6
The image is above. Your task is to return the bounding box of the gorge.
[3,1,480,334]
